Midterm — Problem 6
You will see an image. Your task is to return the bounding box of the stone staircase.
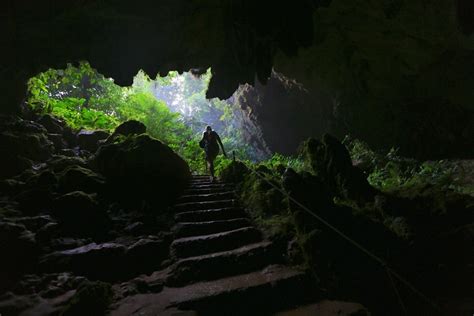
[164,175,318,314]
[112,176,369,315]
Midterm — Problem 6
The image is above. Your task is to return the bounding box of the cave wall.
[273,0,474,158]
[234,71,334,156]
[2,0,474,159]
[0,0,316,113]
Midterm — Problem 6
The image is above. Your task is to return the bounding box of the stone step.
[169,265,317,314]
[167,241,279,286]
[191,175,211,180]
[177,191,235,204]
[183,187,230,195]
[171,226,262,258]
[187,183,234,190]
[175,207,247,222]
[173,218,252,238]
[174,199,236,212]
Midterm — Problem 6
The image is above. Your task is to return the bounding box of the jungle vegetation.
[27,62,253,173]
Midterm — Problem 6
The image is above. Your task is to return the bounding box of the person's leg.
[209,158,215,178]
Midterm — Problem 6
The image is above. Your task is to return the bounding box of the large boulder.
[301,134,376,201]
[112,120,146,137]
[94,134,190,206]
[52,191,109,237]
[77,130,110,153]
[58,166,105,194]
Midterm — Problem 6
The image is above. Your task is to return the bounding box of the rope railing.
[231,152,442,315]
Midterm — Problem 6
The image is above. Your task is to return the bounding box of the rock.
[61,280,113,316]
[38,114,64,134]
[41,242,126,280]
[0,222,38,292]
[0,129,54,179]
[94,134,190,206]
[124,222,146,235]
[0,274,81,316]
[46,155,87,173]
[15,171,58,214]
[58,166,105,194]
[36,222,61,244]
[48,133,68,151]
[11,215,55,232]
[219,161,250,184]
[112,120,146,137]
[59,149,78,157]
[15,187,54,215]
[125,237,168,273]
[301,134,376,201]
[52,191,109,237]
[77,130,110,153]
[0,178,25,196]
[11,119,47,134]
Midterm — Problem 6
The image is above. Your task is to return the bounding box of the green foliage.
[343,136,474,197]
[259,153,306,173]
[27,64,266,172]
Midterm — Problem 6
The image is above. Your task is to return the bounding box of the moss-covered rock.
[61,280,113,316]
[77,130,110,153]
[94,134,190,207]
[301,134,376,201]
[58,165,105,194]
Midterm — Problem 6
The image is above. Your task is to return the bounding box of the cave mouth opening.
[26,62,272,172]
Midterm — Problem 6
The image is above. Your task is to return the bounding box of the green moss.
[61,281,113,316]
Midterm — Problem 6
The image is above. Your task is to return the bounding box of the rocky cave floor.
[0,113,371,315]
[0,113,472,315]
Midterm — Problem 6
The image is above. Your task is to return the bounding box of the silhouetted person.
[200,125,226,181]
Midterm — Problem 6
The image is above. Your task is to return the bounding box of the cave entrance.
[26,62,269,173]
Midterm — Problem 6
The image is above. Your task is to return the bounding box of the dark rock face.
[233,71,331,155]
[94,134,191,206]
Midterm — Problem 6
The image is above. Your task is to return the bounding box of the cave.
[1,1,473,315]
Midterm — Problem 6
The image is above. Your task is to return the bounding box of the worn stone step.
[169,265,316,315]
[174,199,236,212]
[191,175,211,179]
[167,241,279,286]
[175,207,247,222]
[188,183,234,190]
[183,187,230,195]
[177,191,235,204]
[171,226,262,258]
[173,218,252,238]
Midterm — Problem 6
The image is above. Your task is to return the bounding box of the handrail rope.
[236,159,441,313]
[386,267,408,315]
